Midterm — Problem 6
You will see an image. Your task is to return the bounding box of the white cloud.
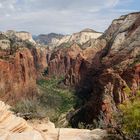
[0,3,3,8]
[106,0,120,7]
[0,0,137,34]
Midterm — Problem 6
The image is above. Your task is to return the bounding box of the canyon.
[0,12,140,139]
[47,12,140,127]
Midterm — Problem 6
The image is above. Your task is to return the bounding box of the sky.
[0,0,139,35]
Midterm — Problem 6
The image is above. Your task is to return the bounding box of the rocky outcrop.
[67,29,102,45]
[34,29,103,86]
[56,28,102,47]
[6,30,36,44]
[48,43,83,80]
[34,29,102,48]
[0,33,48,103]
[0,32,11,51]
[0,48,37,103]
[0,100,44,140]
[0,100,107,140]
[68,12,140,127]
[48,37,106,85]
[34,33,64,47]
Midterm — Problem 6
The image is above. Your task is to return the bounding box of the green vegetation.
[12,77,75,126]
[123,86,131,96]
[24,40,35,49]
[57,42,71,49]
[37,78,75,114]
[118,91,140,139]
[136,90,140,96]
[129,55,140,67]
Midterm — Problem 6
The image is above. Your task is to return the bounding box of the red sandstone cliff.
[0,33,48,103]
[48,43,82,79]
[0,48,36,103]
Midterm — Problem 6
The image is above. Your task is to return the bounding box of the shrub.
[11,98,47,119]
[37,78,75,117]
[12,77,75,125]
[123,86,131,96]
[118,96,140,139]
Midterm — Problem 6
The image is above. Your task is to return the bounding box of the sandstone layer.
[0,100,107,140]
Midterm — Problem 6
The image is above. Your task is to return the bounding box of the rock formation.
[6,30,36,44]
[34,33,64,47]
[0,100,107,140]
[68,12,140,127]
[46,12,140,127]
[0,33,48,103]
[66,28,102,46]
[48,37,106,86]
[34,28,102,48]
[48,43,83,79]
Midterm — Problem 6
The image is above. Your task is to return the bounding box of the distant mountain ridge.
[80,28,102,33]
[34,28,102,48]
[33,33,64,46]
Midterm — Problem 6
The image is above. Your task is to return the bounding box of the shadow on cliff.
[69,45,109,128]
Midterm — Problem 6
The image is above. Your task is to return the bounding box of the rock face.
[48,38,106,86]
[0,100,44,140]
[0,33,48,103]
[34,33,64,47]
[67,29,102,45]
[48,43,83,80]
[35,29,102,86]
[0,48,37,103]
[56,28,102,47]
[6,30,36,44]
[0,100,107,140]
[69,12,140,127]
[34,29,102,48]
[0,33,11,50]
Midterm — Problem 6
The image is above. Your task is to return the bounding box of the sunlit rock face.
[6,30,36,44]
[34,28,102,48]
[0,32,48,103]
[48,43,83,83]
[0,32,11,50]
[56,28,102,47]
[0,48,37,103]
[68,28,102,45]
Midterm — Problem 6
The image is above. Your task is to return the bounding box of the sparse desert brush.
[118,94,140,139]
[12,77,75,125]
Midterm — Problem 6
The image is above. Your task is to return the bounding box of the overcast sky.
[0,0,139,35]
